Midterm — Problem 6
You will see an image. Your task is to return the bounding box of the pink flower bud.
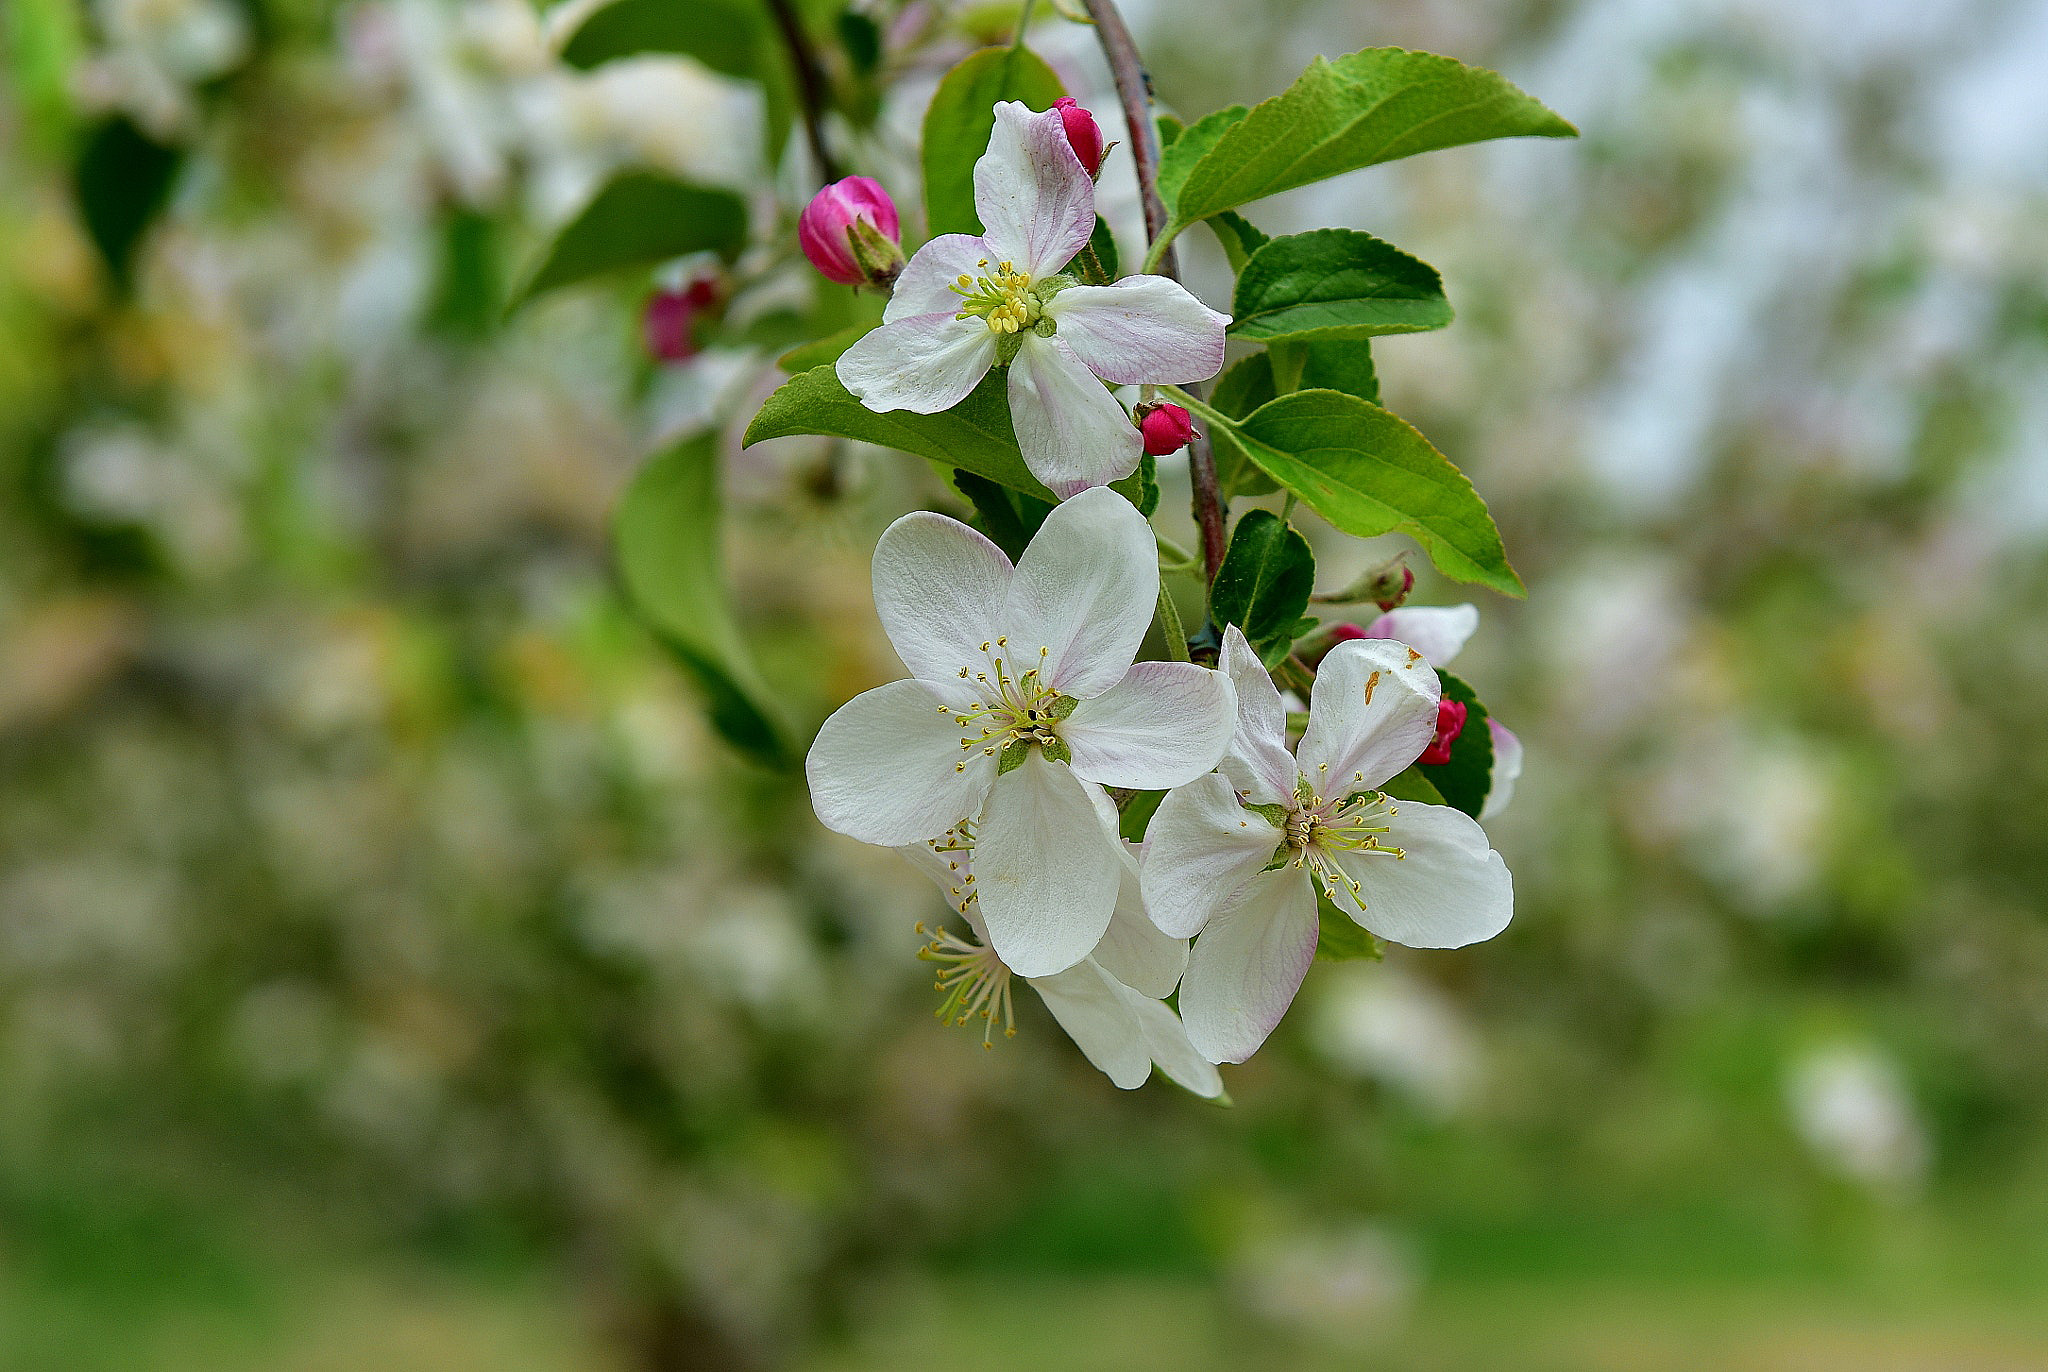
[1376,565,1415,613]
[643,287,699,363]
[1327,622,1371,644]
[1418,698,1468,766]
[1136,402,1194,455]
[1053,97,1105,177]
[798,176,903,287]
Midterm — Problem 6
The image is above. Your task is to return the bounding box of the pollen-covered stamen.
[1279,785,1406,906]
[916,920,1017,1048]
[935,643,1070,770]
[950,259,1045,335]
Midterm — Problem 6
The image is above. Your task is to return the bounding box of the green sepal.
[1041,735,1072,765]
[997,739,1031,774]
[1244,802,1291,829]
[1045,695,1080,720]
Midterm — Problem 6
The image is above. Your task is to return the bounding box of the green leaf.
[559,0,762,76]
[953,468,1052,559]
[1231,228,1451,342]
[1086,214,1120,281]
[1418,669,1494,819]
[921,46,1067,239]
[777,321,880,372]
[1208,343,1377,496]
[1314,892,1385,962]
[1109,453,1159,517]
[615,433,788,766]
[1209,510,1315,663]
[1168,48,1575,229]
[1155,104,1246,213]
[74,115,181,291]
[1223,388,1522,596]
[515,174,747,307]
[1116,788,1167,844]
[1383,766,1448,805]
[1206,210,1270,274]
[745,366,1053,500]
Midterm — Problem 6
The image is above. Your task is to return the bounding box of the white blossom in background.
[837,102,1227,496]
[898,795,1220,1097]
[1231,1221,1421,1338]
[1309,963,1481,1117]
[1143,626,1512,1064]
[806,488,1235,978]
[76,0,250,139]
[1785,1041,1930,1191]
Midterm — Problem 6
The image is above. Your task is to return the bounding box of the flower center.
[1281,782,1407,906]
[938,639,1074,771]
[951,259,1045,336]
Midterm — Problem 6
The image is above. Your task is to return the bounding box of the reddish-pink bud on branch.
[1418,698,1468,766]
[798,177,904,288]
[1053,97,1106,178]
[1135,401,1195,456]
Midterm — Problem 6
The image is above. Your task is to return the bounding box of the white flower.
[836,102,1228,498]
[806,487,1236,977]
[1352,602,1520,819]
[898,796,1221,1097]
[1141,626,1513,1064]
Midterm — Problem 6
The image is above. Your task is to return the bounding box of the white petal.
[806,678,995,845]
[1139,772,1286,939]
[1178,866,1319,1064]
[1090,845,1187,997]
[975,101,1095,278]
[1000,485,1155,699]
[837,312,997,414]
[1361,604,1479,668]
[1297,638,1440,795]
[1007,334,1143,498]
[1029,959,1151,1088]
[1063,661,1236,790]
[973,750,1121,977]
[1480,719,1522,821]
[871,510,1012,683]
[1046,276,1229,385]
[1123,990,1225,1097]
[1217,624,1297,806]
[884,233,990,322]
[1327,800,1513,949]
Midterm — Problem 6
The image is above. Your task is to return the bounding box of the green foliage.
[922,46,1067,239]
[1110,454,1160,517]
[74,116,181,290]
[1116,788,1167,843]
[614,433,788,766]
[746,366,1054,500]
[1382,766,1449,805]
[954,468,1052,559]
[1087,215,1120,281]
[1163,48,1575,232]
[558,0,761,76]
[1209,510,1315,665]
[1206,210,1270,273]
[514,174,748,308]
[1215,389,1523,596]
[1230,228,1451,342]
[1313,891,1385,962]
[777,321,881,372]
[1420,670,1495,819]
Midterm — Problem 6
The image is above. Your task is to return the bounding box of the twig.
[1081,0,1225,581]
[764,0,842,184]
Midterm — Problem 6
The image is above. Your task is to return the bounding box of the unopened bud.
[1310,553,1413,611]
[1418,698,1467,766]
[1053,97,1105,178]
[643,287,699,363]
[1136,401,1195,456]
[798,176,904,288]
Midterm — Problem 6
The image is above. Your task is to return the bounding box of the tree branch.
[1080,0,1225,582]
[764,0,842,185]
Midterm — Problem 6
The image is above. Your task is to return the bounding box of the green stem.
[1160,385,1231,428]
[1154,578,1191,662]
[1012,0,1039,47]
[1139,224,1183,275]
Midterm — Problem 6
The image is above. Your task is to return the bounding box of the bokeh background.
[4,0,2048,1368]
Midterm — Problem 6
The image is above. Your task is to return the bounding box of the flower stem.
[1154,578,1191,661]
[764,0,841,184]
[1081,0,1227,583]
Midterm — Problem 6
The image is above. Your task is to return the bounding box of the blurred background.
[4,0,2048,1368]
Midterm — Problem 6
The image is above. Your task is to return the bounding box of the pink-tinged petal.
[884,233,992,321]
[1000,485,1155,699]
[1046,276,1230,385]
[1007,334,1143,497]
[1480,719,1522,821]
[1124,990,1225,1097]
[973,750,1121,977]
[1297,638,1440,795]
[1326,800,1512,949]
[1178,866,1318,1064]
[1030,959,1154,1088]
[1360,604,1479,668]
[1217,625,1297,806]
[837,313,997,414]
[1139,773,1285,939]
[806,678,995,845]
[975,101,1095,278]
[870,510,1012,683]
[1064,661,1236,789]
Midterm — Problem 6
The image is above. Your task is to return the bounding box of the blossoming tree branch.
[569,0,1575,1095]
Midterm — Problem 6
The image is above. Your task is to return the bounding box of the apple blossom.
[806,488,1236,978]
[835,101,1228,497]
[1141,626,1513,1064]
[898,795,1221,1096]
